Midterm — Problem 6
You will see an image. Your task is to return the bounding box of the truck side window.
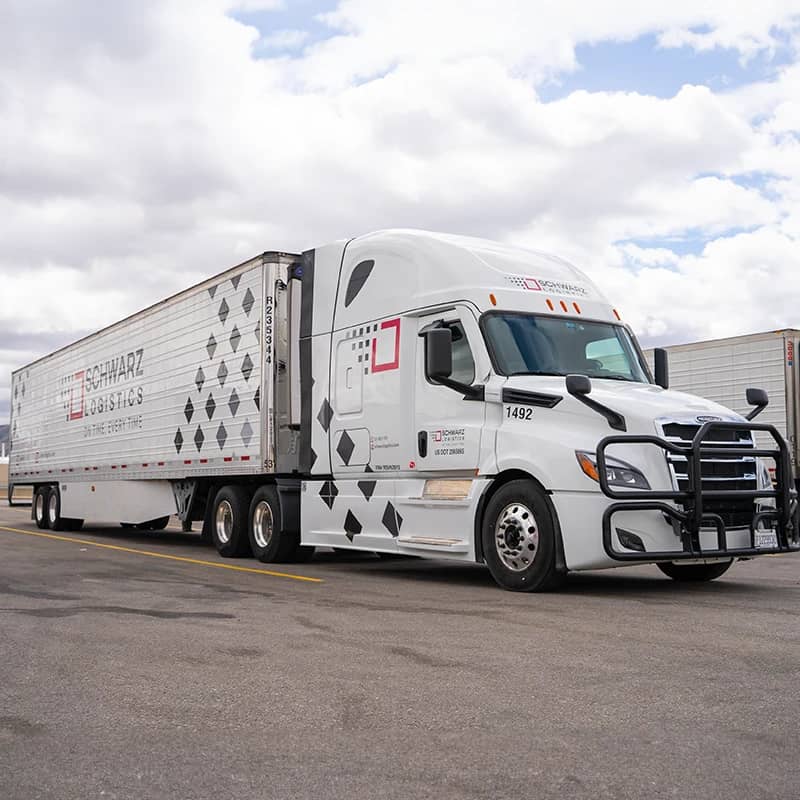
[448,322,476,385]
[585,337,635,379]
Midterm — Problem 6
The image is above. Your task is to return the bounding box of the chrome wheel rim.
[252,500,273,550]
[494,502,539,572]
[215,500,234,544]
[47,492,58,525]
[35,492,45,522]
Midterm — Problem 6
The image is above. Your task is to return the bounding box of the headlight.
[576,451,651,490]
[757,459,773,491]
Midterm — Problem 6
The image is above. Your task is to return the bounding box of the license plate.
[755,529,779,550]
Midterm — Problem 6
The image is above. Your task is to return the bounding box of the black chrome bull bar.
[597,421,800,562]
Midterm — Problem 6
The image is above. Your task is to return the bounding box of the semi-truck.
[8,230,799,591]
[645,330,800,488]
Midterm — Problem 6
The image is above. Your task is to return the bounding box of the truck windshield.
[482,313,650,383]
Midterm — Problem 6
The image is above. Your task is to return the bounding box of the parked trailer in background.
[644,330,800,489]
[9,231,799,590]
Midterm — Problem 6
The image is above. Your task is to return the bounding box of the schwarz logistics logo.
[60,349,145,423]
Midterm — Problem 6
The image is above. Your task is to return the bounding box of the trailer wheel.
[34,487,49,529]
[248,486,301,563]
[481,479,563,592]
[657,560,733,582]
[211,486,252,558]
[46,486,62,530]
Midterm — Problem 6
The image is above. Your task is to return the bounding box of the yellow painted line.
[0,525,323,584]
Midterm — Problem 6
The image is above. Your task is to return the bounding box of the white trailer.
[9,231,799,590]
[645,330,800,482]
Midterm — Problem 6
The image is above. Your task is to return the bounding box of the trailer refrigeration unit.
[644,330,800,489]
[9,231,800,590]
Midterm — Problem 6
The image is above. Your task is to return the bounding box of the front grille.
[660,420,757,528]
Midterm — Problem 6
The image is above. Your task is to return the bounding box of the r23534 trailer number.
[505,405,533,421]
[264,295,273,365]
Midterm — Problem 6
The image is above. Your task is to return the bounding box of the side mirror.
[745,387,768,420]
[423,327,453,381]
[566,374,592,396]
[654,348,669,390]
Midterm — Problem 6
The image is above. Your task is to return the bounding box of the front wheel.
[481,480,564,592]
[657,560,733,582]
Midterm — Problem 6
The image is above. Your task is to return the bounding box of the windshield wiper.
[507,370,564,377]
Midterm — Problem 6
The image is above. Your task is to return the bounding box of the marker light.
[576,451,651,489]
[489,293,497,306]
[546,299,555,310]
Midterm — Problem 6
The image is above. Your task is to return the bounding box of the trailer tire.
[46,486,64,531]
[657,560,733,582]
[211,486,252,558]
[34,487,49,529]
[481,479,563,592]
[248,486,299,563]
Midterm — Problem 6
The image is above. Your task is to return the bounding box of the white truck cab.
[296,230,798,589]
[10,229,799,591]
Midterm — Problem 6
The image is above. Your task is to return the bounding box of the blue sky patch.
[539,32,795,101]
[231,0,339,55]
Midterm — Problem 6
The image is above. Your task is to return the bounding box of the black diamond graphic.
[216,422,228,449]
[317,398,333,432]
[241,421,253,447]
[319,480,338,510]
[231,274,241,290]
[206,333,217,359]
[218,298,230,325]
[241,353,254,382]
[174,429,184,454]
[382,502,403,537]
[14,385,18,399]
[309,447,317,470]
[254,386,260,411]
[194,426,205,452]
[195,367,206,392]
[344,510,363,542]
[229,388,240,417]
[364,464,374,473]
[336,430,355,466]
[184,397,195,423]
[218,360,228,387]
[205,393,216,420]
[358,480,376,501]
[208,284,217,298]
[242,288,255,316]
[229,325,241,352]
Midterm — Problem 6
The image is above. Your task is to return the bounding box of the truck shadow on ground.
[72,525,780,598]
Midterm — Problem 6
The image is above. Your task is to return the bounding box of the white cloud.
[0,0,799,420]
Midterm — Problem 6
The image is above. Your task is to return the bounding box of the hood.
[503,375,745,431]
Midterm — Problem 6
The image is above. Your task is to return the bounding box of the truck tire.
[46,486,63,530]
[481,479,564,592]
[248,485,304,563]
[211,486,252,558]
[34,487,49,529]
[657,560,733,582]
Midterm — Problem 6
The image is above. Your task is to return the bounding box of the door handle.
[418,430,428,458]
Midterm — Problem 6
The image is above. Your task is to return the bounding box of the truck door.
[414,307,485,474]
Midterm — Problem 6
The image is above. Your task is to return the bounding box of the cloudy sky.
[1,0,800,423]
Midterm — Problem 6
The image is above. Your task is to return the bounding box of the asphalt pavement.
[1,499,798,800]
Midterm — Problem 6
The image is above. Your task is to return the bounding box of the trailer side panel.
[10,261,267,483]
